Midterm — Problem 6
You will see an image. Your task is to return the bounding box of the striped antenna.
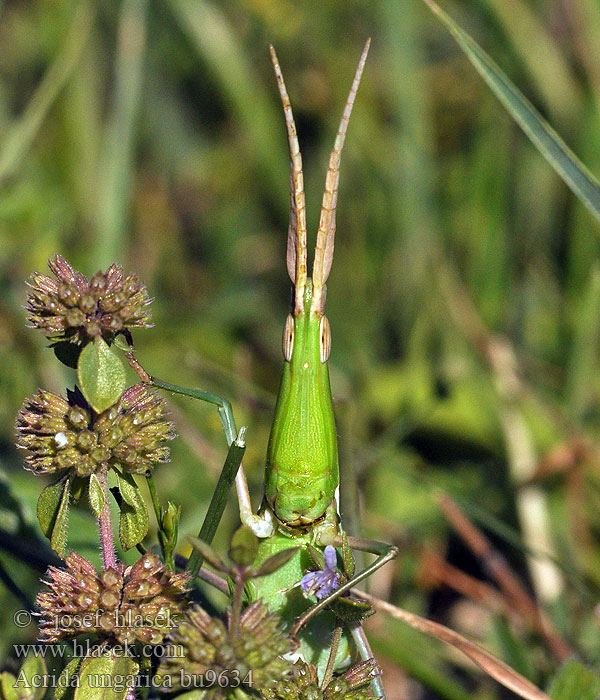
[311,38,370,314]
[270,45,308,315]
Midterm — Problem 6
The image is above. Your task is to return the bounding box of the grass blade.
[422,0,600,223]
[95,0,148,267]
[167,0,288,208]
[0,3,93,185]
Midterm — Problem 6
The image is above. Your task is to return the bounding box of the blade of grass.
[380,0,438,312]
[481,0,581,125]
[0,2,93,185]
[565,264,600,419]
[95,0,148,267]
[422,0,600,223]
[167,0,288,210]
[187,432,246,578]
[370,630,474,700]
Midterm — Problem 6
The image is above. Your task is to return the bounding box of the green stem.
[230,572,244,638]
[187,433,246,578]
[146,473,163,527]
[321,618,343,688]
[98,466,117,569]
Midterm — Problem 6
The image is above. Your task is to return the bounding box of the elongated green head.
[265,43,369,528]
[265,279,337,526]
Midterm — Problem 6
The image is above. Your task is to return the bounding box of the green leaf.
[88,473,106,518]
[187,536,230,574]
[329,594,374,625]
[51,341,82,369]
[116,470,148,550]
[1,673,20,700]
[229,524,258,566]
[159,500,181,570]
[17,656,47,700]
[74,652,138,700]
[422,0,600,223]
[112,334,130,352]
[37,474,71,557]
[547,660,600,700]
[54,658,83,700]
[77,337,127,413]
[115,468,137,507]
[71,476,87,502]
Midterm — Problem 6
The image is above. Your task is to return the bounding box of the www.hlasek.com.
[13,639,184,662]
[13,669,254,693]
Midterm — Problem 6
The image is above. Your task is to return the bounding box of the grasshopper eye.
[319,315,331,363]
[283,314,294,361]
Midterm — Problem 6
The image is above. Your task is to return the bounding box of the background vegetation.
[1,0,600,697]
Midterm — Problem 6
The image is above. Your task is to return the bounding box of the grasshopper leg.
[127,348,275,538]
[290,536,398,636]
[350,622,387,700]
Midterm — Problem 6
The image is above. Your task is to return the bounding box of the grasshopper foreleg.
[126,347,275,538]
[290,536,399,637]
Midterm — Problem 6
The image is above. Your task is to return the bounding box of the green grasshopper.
[130,39,397,694]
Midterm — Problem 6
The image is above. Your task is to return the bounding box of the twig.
[437,493,572,661]
[435,259,565,604]
[420,547,509,617]
[354,587,551,700]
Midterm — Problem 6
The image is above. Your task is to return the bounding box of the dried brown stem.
[436,493,572,661]
[355,587,551,700]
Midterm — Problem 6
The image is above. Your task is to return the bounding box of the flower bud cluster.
[37,552,189,645]
[157,600,293,694]
[25,255,151,342]
[261,659,381,700]
[17,384,175,477]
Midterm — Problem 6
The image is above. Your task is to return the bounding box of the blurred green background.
[2,0,600,697]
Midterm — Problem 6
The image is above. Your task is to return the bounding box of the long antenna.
[311,38,370,314]
[270,45,308,315]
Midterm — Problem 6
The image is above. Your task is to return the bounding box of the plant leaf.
[16,655,47,700]
[51,341,83,369]
[55,657,83,700]
[115,468,137,507]
[74,652,138,700]
[422,0,600,223]
[116,470,148,550]
[547,659,600,700]
[77,336,127,413]
[88,473,106,519]
[229,524,258,566]
[37,474,71,557]
[1,673,20,700]
[187,536,230,574]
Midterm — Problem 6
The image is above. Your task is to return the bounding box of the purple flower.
[300,545,339,600]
